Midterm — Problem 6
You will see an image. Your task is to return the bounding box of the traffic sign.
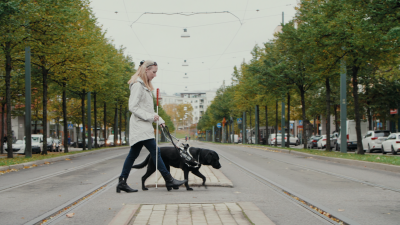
[237,118,242,124]
[290,124,293,129]
[68,124,73,129]
[299,120,303,125]
[80,127,83,132]
[217,123,222,128]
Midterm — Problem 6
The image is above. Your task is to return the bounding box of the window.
[195,100,198,103]
[200,105,203,109]
[195,106,198,109]
[375,131,390,137]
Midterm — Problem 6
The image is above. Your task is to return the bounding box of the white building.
[160,90,216,124]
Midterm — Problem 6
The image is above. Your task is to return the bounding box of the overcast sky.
[90,0,298,95]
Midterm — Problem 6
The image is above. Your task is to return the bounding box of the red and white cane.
[155,88,159,188]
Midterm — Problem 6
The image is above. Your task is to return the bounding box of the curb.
[264,146,400,173]
[108,204,140,225]
[238,202,275,225]
[0,146,129,172]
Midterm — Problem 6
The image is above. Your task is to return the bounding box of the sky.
[89,0,299,95]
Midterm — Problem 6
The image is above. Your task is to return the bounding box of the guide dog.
[132,145,221,191]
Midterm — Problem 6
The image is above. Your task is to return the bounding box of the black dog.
[132,146,221,191]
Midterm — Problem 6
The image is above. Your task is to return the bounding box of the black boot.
[116,177,138,193]
[163,174,187,191]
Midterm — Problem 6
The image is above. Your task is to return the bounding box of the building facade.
[160,91,216,125]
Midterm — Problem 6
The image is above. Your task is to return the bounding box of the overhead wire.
[123,0,151,58]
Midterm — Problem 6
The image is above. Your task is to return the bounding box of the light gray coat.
[128,77,164,146]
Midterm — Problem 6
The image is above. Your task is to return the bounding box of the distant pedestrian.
[117,60,186,193]
[3,135,7,144]
[67,136,71,146]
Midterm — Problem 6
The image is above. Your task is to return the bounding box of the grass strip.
[0,146,123,167]
[202,141,400,166]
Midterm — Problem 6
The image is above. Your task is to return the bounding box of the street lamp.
[181,28,190,38]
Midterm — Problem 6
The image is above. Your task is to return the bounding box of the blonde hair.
[127,60,156,91]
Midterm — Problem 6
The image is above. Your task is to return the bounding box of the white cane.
[155,88,160,189]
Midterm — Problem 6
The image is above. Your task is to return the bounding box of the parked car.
[336,120,368,151]
[317,134,335,149]
[330,132,339,150]
[270,133,299,146]
[96,137,105,147]
[362,130,390,153]
[106,135,121,146]
[46,137,55,152]
[52,139,62,152]
[77,138,90,148]
[381,133,400,155]
[307,136,321,149]
[5,139,41,154]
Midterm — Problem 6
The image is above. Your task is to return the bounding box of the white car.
[362,130,390,153]
[269,133,299,146]
[5,139,41,154]
[381,133,400,155]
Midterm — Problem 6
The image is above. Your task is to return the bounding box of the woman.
[117,60,187,193]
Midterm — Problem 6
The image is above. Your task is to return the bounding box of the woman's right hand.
[154,115,159,121]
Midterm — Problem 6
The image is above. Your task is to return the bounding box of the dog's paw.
[187,188,193,191]
[173,186,179,190]
[167,187,172,191]
[142,187,148,191]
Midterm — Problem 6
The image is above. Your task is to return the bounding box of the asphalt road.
[1,142,399,225]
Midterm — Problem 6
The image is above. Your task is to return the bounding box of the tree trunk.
[367,107,372,131]
[352,65,364,154]
[81,92,86,150]
[94,92,97,148]
[104,102,107,140]
[286,93,290,147]
[41,67,48,155]
[265,105,268,145]
[275,100,278,147]
[119,104,122,145]
[1,103,4,154]
[334,104,339,132]
[326,77,331,151]
[249,109,252,144]
[5,42,13,158]
[34,104,38,134]
[300,88,307,149]
[62,83,68,153]
[114,105,118,146]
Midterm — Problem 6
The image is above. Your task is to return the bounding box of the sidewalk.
[0,146,129,172]
[145,166,233,188]
[109,202,275,225]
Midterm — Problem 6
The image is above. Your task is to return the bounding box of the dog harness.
[161,126,200,168]
[181,147,200,168]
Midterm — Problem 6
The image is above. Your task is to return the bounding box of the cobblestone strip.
[224,203,252,225]
[132,205,152,225]
[178,204,192,225]
[191,204,207,225]
[202,204,222,225]
[163,204,178,225]
[214,203,238,225]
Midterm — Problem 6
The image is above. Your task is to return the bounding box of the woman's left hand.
[159,123,165,127]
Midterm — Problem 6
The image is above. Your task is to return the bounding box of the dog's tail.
[132,154,151,169]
